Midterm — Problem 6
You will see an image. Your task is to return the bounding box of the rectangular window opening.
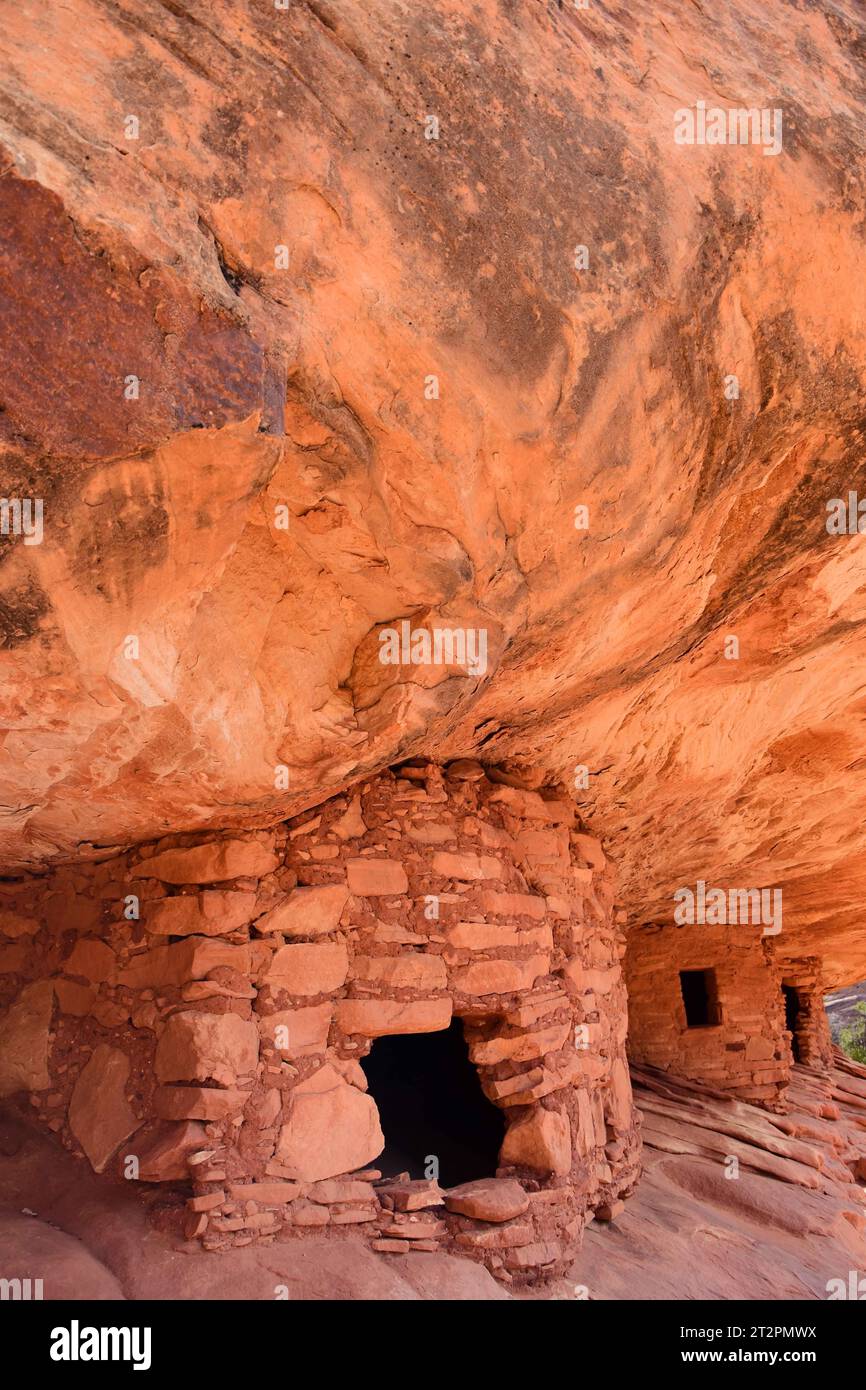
[680,968,721,1028]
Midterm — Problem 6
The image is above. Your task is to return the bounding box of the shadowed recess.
[360,1020,505,1186]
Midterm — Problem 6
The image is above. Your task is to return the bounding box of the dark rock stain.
[0,170,265,462]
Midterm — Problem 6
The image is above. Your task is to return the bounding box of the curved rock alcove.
[1,0,865,1311]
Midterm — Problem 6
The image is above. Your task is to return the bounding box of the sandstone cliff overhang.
[1,3,866,989]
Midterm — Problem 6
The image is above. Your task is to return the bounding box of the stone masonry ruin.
[0,756,858,1288]
[0,762,639,1284]
[625,926,835,1108]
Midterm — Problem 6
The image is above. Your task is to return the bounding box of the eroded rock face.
[0,2,865,992]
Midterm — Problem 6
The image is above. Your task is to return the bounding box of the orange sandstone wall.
[0,762,639,1283]
[624,924,793,1106]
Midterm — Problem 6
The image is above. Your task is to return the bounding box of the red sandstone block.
[406,822,454,845]
[227,1181,301,1204]
[63,938,116,984]
[352,954,447,990]
[503,1240,562,1269]
[468,1020,570,1065]
[375,1179,444,1211]
[455,1222,535,1249]
[485,1067,544,1100]
[477,890,546,920]
[288,816,322,839]
[154,1086,249,1121]
[487,786,552,819]
[443,1179,529,1222]
[0,909,39,939]
[516,829,568,863]
[290,1202,330,1226]
[155,1011,259,1087]
[491,1056,582,1106]
[275,1063,384,1182]
[259,1003,333,1058]
[504,990,568,1027]
[54,979,96,1016]
[144,890,258,936]
[0,944,28,974]
[265,941,349,994]
[451,954,549,997]
[212,1212,281,1232]
[135,1120,209,1181]
[346,858,408,895]
[307,1180,376,1204]
[560,960,619,995]
[132,838,278,883]
[117,938,251,988]
[377,1219,445,1239]
[594,1199,625,1221]
[254,883,349,937]
[336,997,452,1037]
[500,1107,572,1175]
[446,922,552,951]
[188,1191,225,1212]
[479,822,519,853]
[431,851,502,880]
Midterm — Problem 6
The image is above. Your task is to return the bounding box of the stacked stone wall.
[0,761,640,1283]
[624,924,833,1106]
[778,955,834,1072]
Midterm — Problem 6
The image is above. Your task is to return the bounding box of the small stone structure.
[625,924,834,1106]
[0,762,639,1284]
[777,954,835,1072]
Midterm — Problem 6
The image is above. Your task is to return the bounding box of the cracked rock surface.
[1,1,866,985]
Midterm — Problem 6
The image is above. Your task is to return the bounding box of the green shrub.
[839,1001,866,1064]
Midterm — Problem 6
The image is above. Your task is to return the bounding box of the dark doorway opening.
[360,1019,506,1186]
[680,968,721,1027]
[782,985,802,1062]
